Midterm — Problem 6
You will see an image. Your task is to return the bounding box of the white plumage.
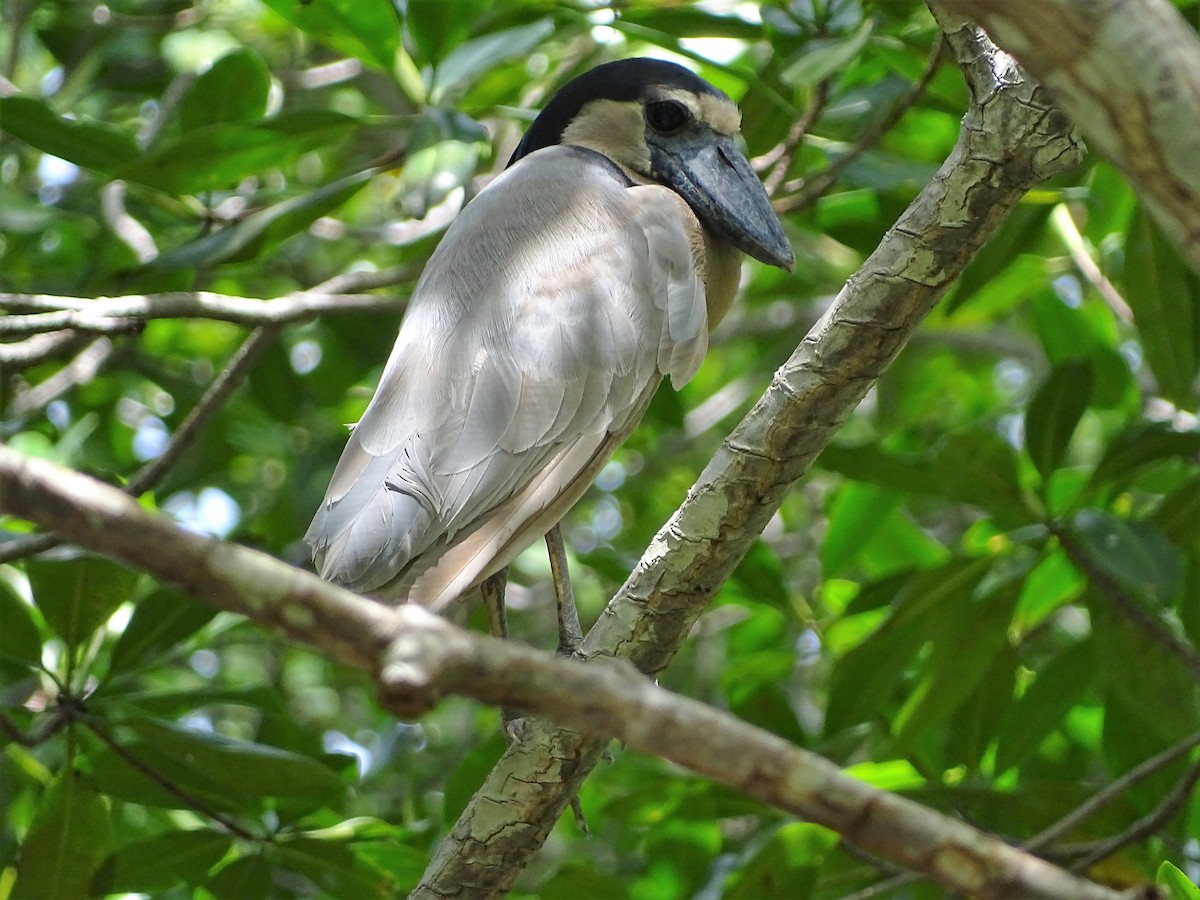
[306,145,710,610]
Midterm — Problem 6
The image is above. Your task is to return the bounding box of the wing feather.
[306,146,712,600]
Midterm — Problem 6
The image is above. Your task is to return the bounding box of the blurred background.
[1,1,1198,897]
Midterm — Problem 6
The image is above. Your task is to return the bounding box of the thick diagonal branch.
[413,17,1085,897]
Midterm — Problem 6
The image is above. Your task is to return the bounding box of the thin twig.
[5,336,119,419]
[0,331,91,368]
[0,265,416,337]
[0,707,73,747]
[1028,730,1200,852]
[128,325,280,495]
[1070,760,1200,872]
[0,326,281,564]
[762,80,831,198]
[1051,205,1134,322]
[102,182,159,264]
[776,35,946,215]
[0,291,401,335]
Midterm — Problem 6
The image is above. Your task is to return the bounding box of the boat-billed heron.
[306,58,793,637]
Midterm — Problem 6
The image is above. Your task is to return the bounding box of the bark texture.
[936,0,1200,270]
[0,448,1144,900]
[413,15,1086,897]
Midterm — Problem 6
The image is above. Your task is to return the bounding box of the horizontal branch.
[0,290,404,335]
[0,264,416,342]
[0,448,1145,900]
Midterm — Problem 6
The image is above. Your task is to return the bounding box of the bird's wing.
[305,146,709,600]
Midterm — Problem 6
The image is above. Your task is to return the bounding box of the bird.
[306,57,793,638]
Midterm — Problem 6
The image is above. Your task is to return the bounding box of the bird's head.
[508,58,794,272]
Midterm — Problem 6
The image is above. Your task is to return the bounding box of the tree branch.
[5,336,120,419]
[417,16,1086,895]
[0,448,1146,900]
[0,331,92,369]
[848,730,1200,898]
[1028,730,1200,855]
[933,0,1200,273]
[1070,760,1200,873]
[775,34,947,214]
[0,289,405,335]
[0,325,280,565]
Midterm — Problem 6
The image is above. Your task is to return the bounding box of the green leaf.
[724,822,838,898]
[11,770,115,900]
[92,830,233,895]
[1154,477,1200,554]
[1012,549,1084,636]
[945,643,1016,771]
[730,540,790,609]
[404,0,477,65]
[856,507,951,578]
[1122,206,1200,409]
[115,111,357,194]
[781,20,874,87]
[1025,361,1094,480]
[88,719,346,811]
[1071,509,1183,605]
[1090,592,1199,747]
[0,579,41,665]
[825,557,992,734]
[26,556,139,651]
[180,49,271,131]
[131,719,347,798]
[108,587,218,674]
[0,96,138,171]
[822,483,903,577]
[1031,291,1134,409]
[274,836,395,897]
[431,18,555,102]
[995,639,1095,774]
[205,853,273,898]
[1091,423,1200,486]
[260,0,400,70]
[819,430,1028,521]
[1159,862,1200,900]
[891,581,1021,755]
[540,862,631,900]
[88,685,283,719]
[151,167,372,269]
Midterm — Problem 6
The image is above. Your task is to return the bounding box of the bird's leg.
[480,569,524,741]
[545,523,583,656]
[480,568,509,641]
[543,524,591,833]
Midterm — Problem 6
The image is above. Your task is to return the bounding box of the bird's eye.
[645,100,690,134]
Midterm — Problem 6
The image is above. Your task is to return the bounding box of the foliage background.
[1,0,1198,897]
